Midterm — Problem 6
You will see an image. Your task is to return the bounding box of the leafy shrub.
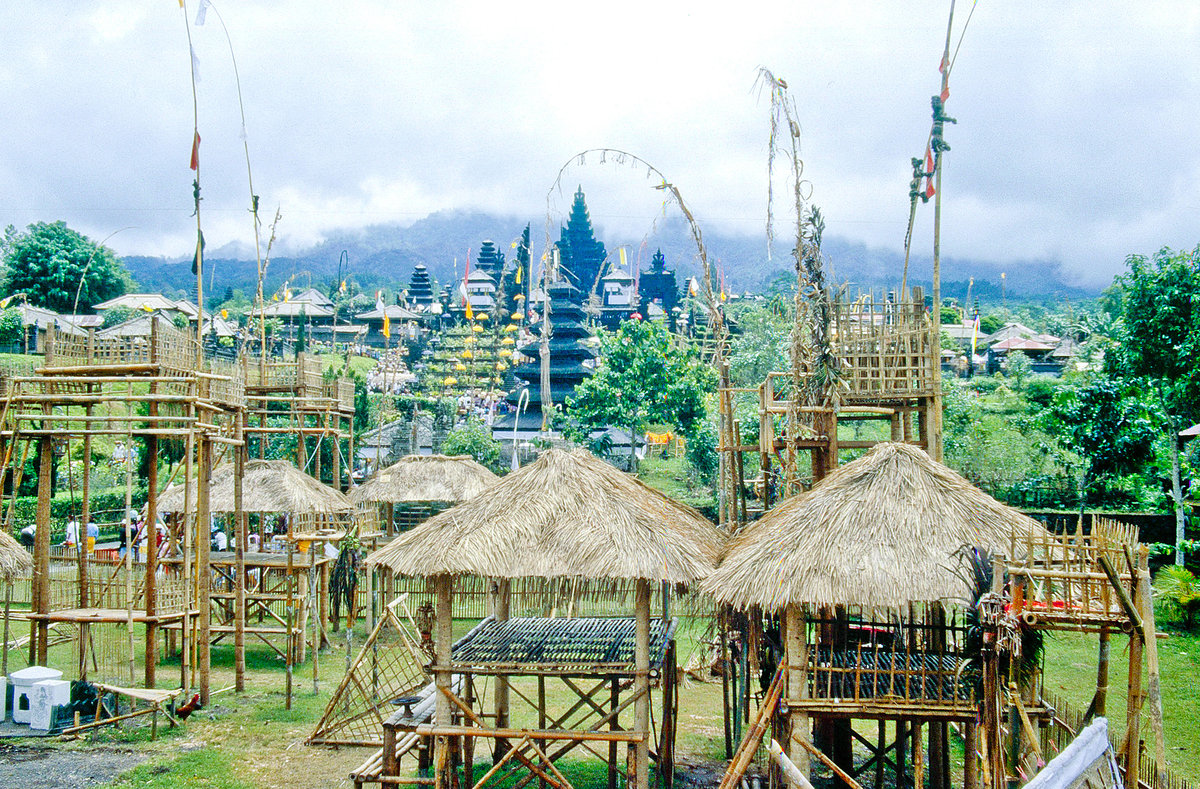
[1153,565,1200,629]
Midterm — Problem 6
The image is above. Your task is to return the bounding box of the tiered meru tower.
[493,280,596,436]
[406,264,435,307]
[556,187,608,298]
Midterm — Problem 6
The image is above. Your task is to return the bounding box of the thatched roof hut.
[703,442,1046,611]
[365,448,724,584]
[347,455,498,505]
[0,528,32,578]
[158,460,351,514]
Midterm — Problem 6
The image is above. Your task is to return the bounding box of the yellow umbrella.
[472,324,484,333]
[443,376,457,386]
[454,362,467,371]
[499,349,512,358]
[510,311,522,320]
[501,337,515,346]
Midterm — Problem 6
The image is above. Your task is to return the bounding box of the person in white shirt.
[64,519,80,549]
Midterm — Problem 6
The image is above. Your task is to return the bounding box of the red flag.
[940,84,950,102]
[189,131,201,171]
[938,53,948,74]
[925,146,935,176]
[925,177,936,200]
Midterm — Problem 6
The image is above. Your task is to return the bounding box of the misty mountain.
[123,210,1099,307]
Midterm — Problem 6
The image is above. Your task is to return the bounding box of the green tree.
[728,303,791,387]
[1106,245,1200,564]
[566,320,715,470]
[441,417,503,473]
[0,305,23,345]
[101,304,135,328]
[1,221,129,313]
[1044,377,1160,511]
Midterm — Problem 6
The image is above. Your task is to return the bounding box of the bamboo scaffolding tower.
[0,318,242,704]
[240,353,355,491]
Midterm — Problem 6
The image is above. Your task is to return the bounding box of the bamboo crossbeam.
[791,735,865,789]
[1097,555,1143,635]
[35,363,161,376]
[14,428,194,437]
[10,393,195,404]
[10,414,196,423]
[416,725,644,743]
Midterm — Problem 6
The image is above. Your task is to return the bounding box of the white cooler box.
[9,666,63,725]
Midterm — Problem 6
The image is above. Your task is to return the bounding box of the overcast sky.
[1,2,1197,288]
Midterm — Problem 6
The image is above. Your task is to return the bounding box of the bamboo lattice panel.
[451,616,674,672]
[1013,517,1139,630]
[831,292,935,399]
[308,607,429,746]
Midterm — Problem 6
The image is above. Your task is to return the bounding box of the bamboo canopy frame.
[158,459,352,516]
[365,448,723,584]
[347,454,499,506]
[366,447,724,789]
[705,442,1046,612]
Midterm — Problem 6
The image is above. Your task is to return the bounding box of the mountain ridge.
[123,210,1099,307]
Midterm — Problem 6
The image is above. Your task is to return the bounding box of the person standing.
[86,518,99,554]
[64,518,80,550]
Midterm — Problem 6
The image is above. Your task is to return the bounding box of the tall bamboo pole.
[33,434,52,665]
[234,410,246,691]
[633,580,651,789]
[197,434,212,705]
[434,574,453,789]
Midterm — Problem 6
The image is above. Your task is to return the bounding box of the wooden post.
[234,412,246,691]
[1137,547,1166,787]
[286,539,295,710]
[434,574,453,789]
[80,404,92,611]
[492,578,510,764]
[197,435,212,705]
[964,722,978,789]
[145,426,159,688]
[609,677,621,789]
[181,428,193,693]
[632,579,651,789]
[785,603,810,779]
[33,435,52,664]
[1125,555,1144,789]
[1094,627,1110,718]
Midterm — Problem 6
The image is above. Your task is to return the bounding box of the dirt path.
[0,743,146,788]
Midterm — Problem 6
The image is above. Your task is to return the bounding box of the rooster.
[176,692,202,721]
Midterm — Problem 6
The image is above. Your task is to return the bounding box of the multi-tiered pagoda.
[492,280,596,440]
[638,248,679,319]
[556,187,607,298]
[474,240,506,281]
[406,263,436,308]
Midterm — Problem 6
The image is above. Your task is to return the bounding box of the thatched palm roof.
[0,528,32,578]
[158,460,351,515]
[347,455,498,505]
[365,448,724,584]
[703,442,1046,611]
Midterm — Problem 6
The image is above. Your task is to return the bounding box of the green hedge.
[4,485,148,541]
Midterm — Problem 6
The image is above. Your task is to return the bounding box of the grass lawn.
[1040,623,1200,782]
[5,601,1197,788]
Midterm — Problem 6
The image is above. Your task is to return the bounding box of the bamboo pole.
[235,411,246,691]
[123,383,135,685]
[33,433,51,664]
[433,574,453,789]
[1137,547,1166,787]
[633,579,651,789]
[198,435,212,705]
